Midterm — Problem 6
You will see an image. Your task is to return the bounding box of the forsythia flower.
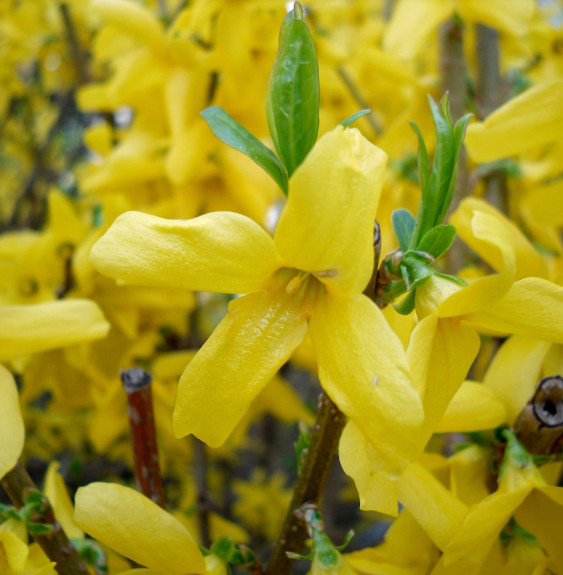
[90,126,424,474]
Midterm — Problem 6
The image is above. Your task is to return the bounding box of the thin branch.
[121,368,166,508]
[193,437,212,547]
[59,2,89,85]
[1,462,89,575]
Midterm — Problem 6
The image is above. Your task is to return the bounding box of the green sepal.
[340,109,371,128]
[27,522,53,535]
[201,106,289,195]
[417,224,457,260]
[434,272,467,287]
[210,537,236,562]
[382,279,408,304]
[393,289,416,316]
[71,539,108,573]
[335,529,355,551]
[400,251,435,291]
[392,209,415,252]
[266,2,320,176]
[498,429,534,480]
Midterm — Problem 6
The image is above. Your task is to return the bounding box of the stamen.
[286,271,309,295]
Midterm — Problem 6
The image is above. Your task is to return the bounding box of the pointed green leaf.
[434,272,467,286]
[340,109,371,128]
[266,4,320,176]
[392,209,415,252]
[400,252,435,290]
[201,106,289,195]
[417,224,457,260]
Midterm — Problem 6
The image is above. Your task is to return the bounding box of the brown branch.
[121,368,166,508]
[475,24,508,213]
[1,462,89,575]
[514,376,563,456]
[59,2,89,85]
[193,437,212,547]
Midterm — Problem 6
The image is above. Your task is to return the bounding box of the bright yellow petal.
[339,422,398,516]
[443,487,533,565]
[74,483,205,574]
[439,211,516,317]
[436,381,506,433]
[449,446,491,506]
[0,300,110,361]
[450,198,548,280]
[90,211,280,294]
[310,293,423,476]
[397,461,468,551]
[44,462,84,540]
[465,80,563,163]
[0,366,24,479]
[173,290,308,446]
[456,0,534,36]
[0,529,28,575]
[92,0,164,49]
[383,0,453,60]
[407,315,480,447]
[274,126,387,298]
[483,336,551,424]
[463,278,563,343]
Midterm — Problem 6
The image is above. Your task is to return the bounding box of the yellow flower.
[74,482,208,574]
[90,126,424,474]
[0,365,24,479]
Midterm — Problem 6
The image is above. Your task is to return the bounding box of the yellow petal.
[439,211,516,317]
[43,462,84,540]
[457,0,534,37]
[90,211,280,294]
[339,422,398,516]
[436,381,506,433]
[443,487,533,565]
[463,278,563,343]
[173,290,308,446]
[0,366,24,479]
[397,462,468,551]
[0,529,28,575]
[465,80,563,163]
[274,127,387,297]
[310,293,423,476]
[483,336,551,424]
[92,0,164,49]
[74,483,205,574]
[0,300,110,361]
[449,446,491,506]
[450,198,548,280]
[407,315,480,447]
[383,0,453,60]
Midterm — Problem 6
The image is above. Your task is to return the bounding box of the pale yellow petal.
[436,381,506,433]
[439,211,516,317]
[457,0,534,37]
[450,198,548,280]
[463,278,563,343]
[339,422,398,516]
[173,290,308,446]
[449,446,491,506]
[0,366,24,479]
[0,300,110,361]
[383,0,453,60]
[274,126,387,297]
[310,293,423,476]
[44,462,84,540]
[465,80,563,163]
[74,483,205,574]
[397,462,468,551]
[483,336,551,424]
[90,211,280,294]
[0,530,28,574]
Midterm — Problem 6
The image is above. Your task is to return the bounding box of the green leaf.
[400,252,435,291]
[27,522,53,535]
[340,109,371,128]
[393,289,416,315]
[434,272,467,287]
[211,537,236,562]
[392,209,415,252]
[201,106,289,195]
[418,224,457,260]
[266,3,320,176]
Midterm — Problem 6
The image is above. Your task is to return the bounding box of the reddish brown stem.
[121,368,166,508]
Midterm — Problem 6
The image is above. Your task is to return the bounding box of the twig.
[514,376,563,456]
[59,2,89,85]
[1,462,89,575]
[475,24,507,213]
[193,437,212,547]
[121,368,166,508]
[265,393,346,575]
